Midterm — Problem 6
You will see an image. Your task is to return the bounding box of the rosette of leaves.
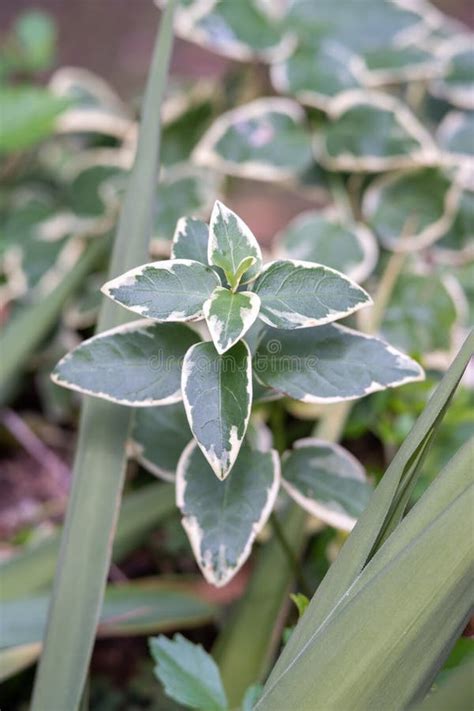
[51,201,423,585]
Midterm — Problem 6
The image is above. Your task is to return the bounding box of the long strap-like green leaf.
[258,331,474,704]
[30,5,176,709]
[257,439,474,710]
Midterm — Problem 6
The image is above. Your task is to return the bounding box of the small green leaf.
[254,323,424,403]
[208,200,262,285]
[233,256,257,288]
[102,259,220,321]
[363,167,459,252]
[176,442,280,586]
[129,402,192,481]
[150,633,228,711]
[171,217,209,263]
[290,593,310,618]
[275,210,378,283]
[282,438,372,530]
[204,287,261,354]
[0,87,69,153]
[194,98,313,181]
[182,340,252,479]
[381,273,459,356]
[320,91,436,172]
[253,260,371,329]
[52,320,200,406]
[14,10,56,72]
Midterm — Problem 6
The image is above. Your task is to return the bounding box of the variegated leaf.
[252,260,371,330]
[318,91,437,172]
[102,259,220,322]
[363,168,460,252]
[430,38,474,110]
[204,286,261,354]
[254,323,424,403]
[433,188,474,263]
[208,200,262,286]
[437,111,474,165]
[52,321,200,406]
[360,45,440,86]
[129,402,192,482]
[176,441,280,586]
[275,210,378,283]
[182,340,252,479]
[282,438,373,531]
[194,98,313,181]
[171,216,209,263]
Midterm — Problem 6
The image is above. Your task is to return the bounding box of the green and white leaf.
[150,633,228,711]
[204,286,261,354]
[252,260,371,330]
[254,323,424,403]
[271,40,362,111]
[363,167,461,251]
[102,259,220,321]
[52,320,200,406]
[430,37,474,110]
[274,209,378,283]
[359,45,441,86]
[437,111,474,166]
[129,402,192,481]
[381,272,460,356]
[176,442,280,586]
[182,340,252,479]
[49,65,129,117]
[171,0,292,63]
[208,200,262,286]
[432,187,474,263]
[171,216,209,263]
[194,98,313,181]
[152,165,218,254]
[282,438,373,531]
[318,90,438,172]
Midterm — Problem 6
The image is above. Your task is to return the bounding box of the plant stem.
[30,5,176,710]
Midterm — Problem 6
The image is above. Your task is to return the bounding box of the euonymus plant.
[52,200,422,586]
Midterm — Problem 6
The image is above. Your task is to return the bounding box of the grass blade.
[31,4,177,709]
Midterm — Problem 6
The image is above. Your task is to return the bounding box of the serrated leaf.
[102,259,220,321]
[52,320,200,406]
[176,442,280,586]
[254,323,424,403]
[171,217,209,263]
[129,402,192,481]
[282,438,372,531]
[252,260,371,330]
[275,210,378,283]
[319,91,436,172]
[208,200,262,285]
[363,167,460,251]
[381,273,459,356]
[182,340,252,478]
[194,98,313,181]
[150,633,228,711]
[204,287,261,354]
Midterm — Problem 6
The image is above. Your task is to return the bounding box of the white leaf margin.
[126,437,180,483]
[253,259,373,329]
[203,287,261,354]
[281,437,368,532]
[316,89,440,172]
[51,319,186,407]
[181,340,253,479]
[436,111,474,170]
[255,322,425,404]
[176,440,281,587]
[193,98,311,181]
[101,258,221,322]
[208,200,262,280]
[273,207,379,284]
[362,167,462,252]
[429,36,474,110]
